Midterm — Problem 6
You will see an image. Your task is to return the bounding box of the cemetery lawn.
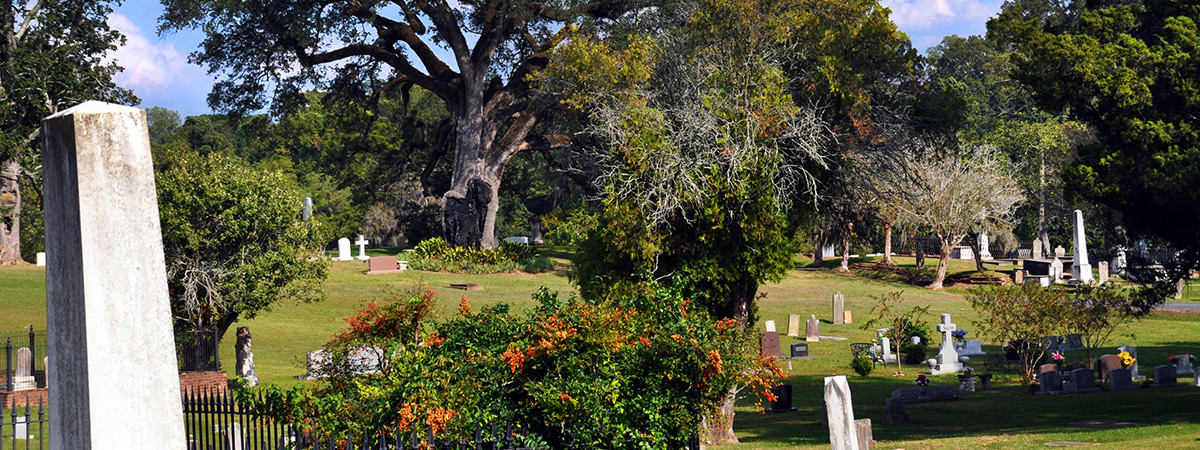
[5,255,1200,448]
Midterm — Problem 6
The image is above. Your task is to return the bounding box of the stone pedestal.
[42,101,186,449]
[1071,210,1093,284]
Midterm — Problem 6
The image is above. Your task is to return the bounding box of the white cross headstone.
[336,238,352,261]
[931,313,962,374]
[42,101,185,448]
[355,235,370,260]
[824,375,859,450]
[1071,210,1093,284]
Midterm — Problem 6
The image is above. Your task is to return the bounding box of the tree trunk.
[928,235,958,290]
[1038,151,1051,256]
[0,160,25,265]
[915,235,925,269]
[704,386,740,445]
[882,223,893,265]
[969,233,985,272]
[838,222,852,273]
[809,234,825,268]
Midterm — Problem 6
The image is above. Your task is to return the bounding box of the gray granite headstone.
[1118,345,1143,379]
[1109,368,1135,389]
[1071,368,1100,392]
[42,101,186,448]
[1038,370,1063,394]
[1064,334,1084,351]
[1173,355,1194,376]
[882,397,909,425]
[1154,365,1178,386]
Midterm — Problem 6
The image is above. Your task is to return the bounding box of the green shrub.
[901,343,928,365]
[521,256,558,273]
[851,355,874,377]
[413,236,449,259]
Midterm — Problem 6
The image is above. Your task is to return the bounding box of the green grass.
[5,253,1200,448]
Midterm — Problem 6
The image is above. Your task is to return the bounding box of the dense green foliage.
[155,149,328,342]
[996,0,1200,282]
[239,286,780,448]
[408,237,555,273]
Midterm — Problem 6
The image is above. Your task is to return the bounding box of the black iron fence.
[3,329,47,391]
[179,327,221,372]
[1,401,47,446]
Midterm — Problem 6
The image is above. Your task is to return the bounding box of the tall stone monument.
[235,327,258,387]
[833,291,845,325]
[930,314,962,375]
[42,101,186,449]
[978,232,992,260]
[1071,209,1093,284]
[824,375,859,450]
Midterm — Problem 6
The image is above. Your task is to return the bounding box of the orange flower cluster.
[457,295,471,315]
[426,407,456,435]
[639,336,651,347]
[558,392,572,403]
[395,403,415,429]
[424,332,446,347]
[501,346,525,373]
[670,334,683,343]
[715,318,737,332]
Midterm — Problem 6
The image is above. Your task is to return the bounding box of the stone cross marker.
[806,314,820,342]
[824,375,859,450]
[355,235,370,260]
[931,313,962,374]
[787,314,801,337]
[833,291,845,325]
[41,101,186,449]
[235,327,258,387]
[336,238,352,261]
[1071,210,1093,284]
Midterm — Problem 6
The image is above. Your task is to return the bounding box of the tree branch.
[13,0,45,46]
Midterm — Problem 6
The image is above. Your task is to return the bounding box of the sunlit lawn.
[4,251,1200,448]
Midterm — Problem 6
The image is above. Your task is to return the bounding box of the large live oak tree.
[160,0,635,249]
[0,0,134,265]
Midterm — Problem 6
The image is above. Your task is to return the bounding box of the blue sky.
[109,0,1006,118]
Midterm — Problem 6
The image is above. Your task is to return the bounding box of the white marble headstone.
[336,238,352,261]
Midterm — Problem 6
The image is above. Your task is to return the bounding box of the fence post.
[28,328,36,387]
[5,337,12,392]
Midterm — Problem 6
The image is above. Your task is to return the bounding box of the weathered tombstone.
[843,310,853,324]
[1118,345,1143,379]
[806,314,820,342]
[1098,261,1109,284]
[910,336,921,346]
[1013,268,1024,284]
[13,346,35,390]
[42,356,48,383]
[1109,368,1135,389]
[760,332,783,360]
[336,238,352,261]
[930,314,962,374]
[1154,365,1178,387]
[530,218,544,246]
[1050,257,1064,283]
[226,422,245,450]
[1054,245,1066,258]
[36,252,45,267]
[1096,354,1121,381]
[824,375,859,450]
[833,291,845,325]
[42,101,186,448]
[1033,240,1043,259]
[366,256,402,275]
[1038,370,1064,394]
[764,320,777,333]
[235,327,257,387]
[355,235,370,260]
[882,397,909,425]
[880,337,895,363]
[1176,355,1194,376]
[958,373,975,393]
[787,314,801,337]
[978,233,992,260]
[978,372,994,390]
[1071,210,1093,284]
[854,419,875,449]
[301,349,329,379]
[1071,368,1100,393]
[301,197,312,221]
[1039,363,1059,374]
[14,415,28,440]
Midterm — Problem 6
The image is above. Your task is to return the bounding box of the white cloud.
[105,13,191,90]
[882,0,994,30]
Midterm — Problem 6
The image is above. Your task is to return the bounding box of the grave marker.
[806,314,819,342]
[1109,368,1135,389]
[302,197,312,221]
[1050,258,1064,283]
[1118,345,1144,379]
[1153,365,1178,387]
[336,238,352,261]
[12,346,35,390]
[1096,354,1121,381]
[1173,355,1194,376]
[1038,370,1063,394]
[366,256,403,275]
[978,233,992,260]
[764,320,776,333]
[832,291,845,325]
[760,332,783,360]
[355,235,370,260]
[1098,261,1109,284]
[1071,368,1100,393]
[787,314,800,337]
[930,314,962,374]
[1071,210,1092,284]
[824,376,859,450]
[1033,240,1043,259]
[41,101,185,448]
[1054,245,1066,258]
[235,327,257,387]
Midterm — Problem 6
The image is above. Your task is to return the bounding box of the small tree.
[863,291,930,376]
[967,284,1071,383]
[157,149,328,367]
[1064,284,1142,367]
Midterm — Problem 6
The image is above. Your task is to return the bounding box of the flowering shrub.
[1052,351,1065,363]
[238,286,777,448]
